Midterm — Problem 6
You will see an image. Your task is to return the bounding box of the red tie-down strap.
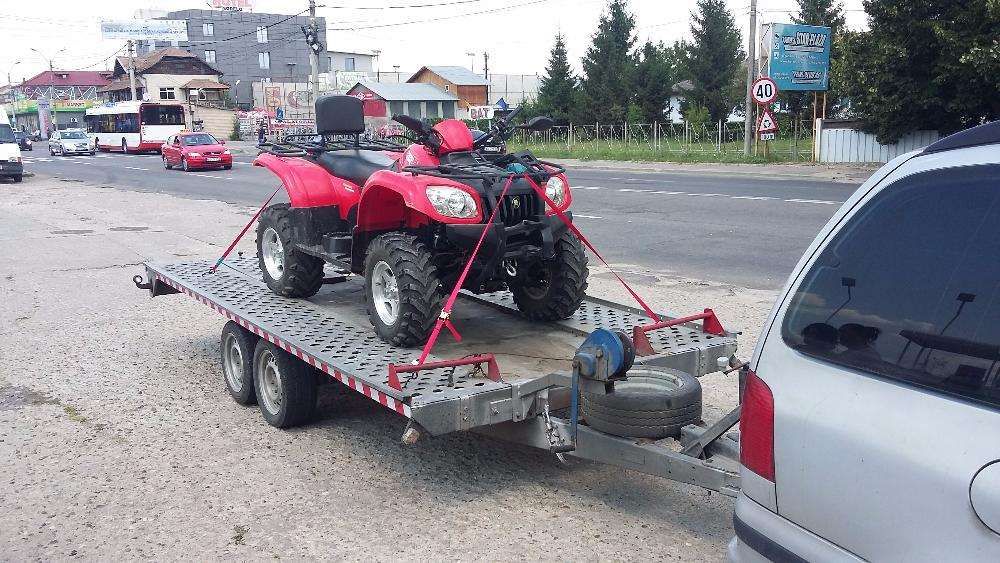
[520,173,662,323]
[210,184,283,273]
[415,174,517,365]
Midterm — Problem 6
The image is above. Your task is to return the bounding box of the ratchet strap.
[520,174,662,323]
[209,184,283,273]
[417,175,517,365]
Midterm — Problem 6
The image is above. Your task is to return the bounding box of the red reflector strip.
[739,369,775,482]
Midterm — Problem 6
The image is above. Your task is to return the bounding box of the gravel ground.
[0,176,778,561]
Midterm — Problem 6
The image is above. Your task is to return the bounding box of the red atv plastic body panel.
[358,171,483,231]
[433,119,474,154]
[253,152,360,217]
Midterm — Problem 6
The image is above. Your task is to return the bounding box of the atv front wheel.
[511,230,589,321]
[364,233,444,347]
[256,204,325,298]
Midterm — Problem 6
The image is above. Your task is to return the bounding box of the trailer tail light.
[740,369,775,482]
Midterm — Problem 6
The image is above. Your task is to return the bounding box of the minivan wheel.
[580,367,702,439]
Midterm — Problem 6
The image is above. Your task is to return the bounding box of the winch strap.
[209,184,283,273]
[417,175,517,365]
[521,174,661,323]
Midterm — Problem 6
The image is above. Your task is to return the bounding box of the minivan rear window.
[782,164,1000,409]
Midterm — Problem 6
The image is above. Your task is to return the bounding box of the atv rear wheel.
[511,230,588,321]
[364,233,444,347]
[256,204,325,298]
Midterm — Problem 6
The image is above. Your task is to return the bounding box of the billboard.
[764,23,831,91]
[100,20,189,41]
[212,0,255,11]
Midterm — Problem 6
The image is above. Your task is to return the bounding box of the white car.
[730,121,1000,561]
[49,129,95,156]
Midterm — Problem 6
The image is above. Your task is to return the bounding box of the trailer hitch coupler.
[133,274,153,290]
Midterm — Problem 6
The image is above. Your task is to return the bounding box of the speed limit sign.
[751,77,778,104]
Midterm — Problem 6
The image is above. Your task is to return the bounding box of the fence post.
[568,122,573,148]
[624,120,628,147]
[717,120,722,153]
[653,121,658,150]
[596,122,600,150]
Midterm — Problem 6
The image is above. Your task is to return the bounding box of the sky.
[0,0,868,83]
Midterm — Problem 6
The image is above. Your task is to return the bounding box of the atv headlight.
[426,186,477,218]
[545,176,567,207]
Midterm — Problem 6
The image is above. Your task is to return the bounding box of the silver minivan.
[730,121,1000,561]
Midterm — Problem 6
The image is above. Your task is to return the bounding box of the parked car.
[161,132,232,172]
[0,108,23,182]
[14,130,32,151]
[729,121,1000,562]
[49,129,95,156]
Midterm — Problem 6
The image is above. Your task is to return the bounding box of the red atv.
[253,95,588,347]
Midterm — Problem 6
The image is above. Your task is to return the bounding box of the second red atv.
[253,95,588,347]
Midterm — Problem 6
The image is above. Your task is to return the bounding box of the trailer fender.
[254,152,359,215]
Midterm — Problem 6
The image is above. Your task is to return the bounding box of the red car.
[162,132,233,171]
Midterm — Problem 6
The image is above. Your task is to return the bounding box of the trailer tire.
[256,204,325,298]
[221,321,258,405]
[252,340,317,428]
[581,368,701,439]
[363,232,444,347]
[511,230,588,321]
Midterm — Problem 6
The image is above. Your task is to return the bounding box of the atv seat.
[313,150,396,187]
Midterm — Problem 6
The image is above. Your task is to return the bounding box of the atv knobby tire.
[364,232,444,348]
[581,367,702,439]
[511,230,588,321]
[256,204,324,298]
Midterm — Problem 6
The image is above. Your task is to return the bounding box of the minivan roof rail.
[922,120,1000,154]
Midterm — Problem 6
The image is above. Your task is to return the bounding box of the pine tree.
[535,33,578,125]
[579,0,639,123]
[633,41,673,122]
[684,0,744,124]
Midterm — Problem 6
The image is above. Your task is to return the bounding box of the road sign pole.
[742,0,758,157]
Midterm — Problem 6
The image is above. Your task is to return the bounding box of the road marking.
[124,166,149,171]
[190,173,233,180]
[574,214,603,219]
[784,198,841,205]
[574,185,843,205]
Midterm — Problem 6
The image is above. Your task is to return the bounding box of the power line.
[76,44,128,70]
[322,0,492,9]
[183,9,310,47]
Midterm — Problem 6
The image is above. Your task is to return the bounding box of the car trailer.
[134,257,745,496]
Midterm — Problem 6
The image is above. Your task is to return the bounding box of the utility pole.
[483,51,489,105]
[127,39,138,102]
[308,0,320,99]
[742,0,758,156]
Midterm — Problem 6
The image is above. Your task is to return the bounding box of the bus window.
[140,105,184,126]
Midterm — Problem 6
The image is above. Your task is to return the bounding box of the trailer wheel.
[511,230,589,321]
[221,321,258,405]
[252,340,317,428]
[363,232,444,347]
[581,367,702,439]
[256,204,324,298]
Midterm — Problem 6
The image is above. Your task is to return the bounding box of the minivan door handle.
[970,460,1000,535]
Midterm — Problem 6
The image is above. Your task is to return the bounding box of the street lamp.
[30,47,67,136]
[466,51,476,73]
[6,60,20,87]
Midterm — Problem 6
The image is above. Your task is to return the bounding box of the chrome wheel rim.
[223,333,244,392]
[255,350,282,415]
[261,227,285,280]
[371,261,400,325]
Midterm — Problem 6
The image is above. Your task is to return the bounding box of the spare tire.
[580,367,702,439]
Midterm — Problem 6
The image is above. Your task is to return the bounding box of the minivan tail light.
[740,369,775,482]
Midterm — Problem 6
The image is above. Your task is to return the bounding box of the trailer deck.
[143,257,738,436]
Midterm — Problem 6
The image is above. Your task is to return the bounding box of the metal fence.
[510,120,814,160]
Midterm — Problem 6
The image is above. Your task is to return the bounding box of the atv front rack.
[403,153,565,183]
[258,134,407,158]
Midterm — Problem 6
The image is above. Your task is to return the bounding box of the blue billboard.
[766,23,831,91]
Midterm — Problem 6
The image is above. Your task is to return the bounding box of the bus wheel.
[121,139,128,154]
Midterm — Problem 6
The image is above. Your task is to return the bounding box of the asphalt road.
[17,149,863,289]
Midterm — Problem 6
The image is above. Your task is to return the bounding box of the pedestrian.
[257,121,267,145]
